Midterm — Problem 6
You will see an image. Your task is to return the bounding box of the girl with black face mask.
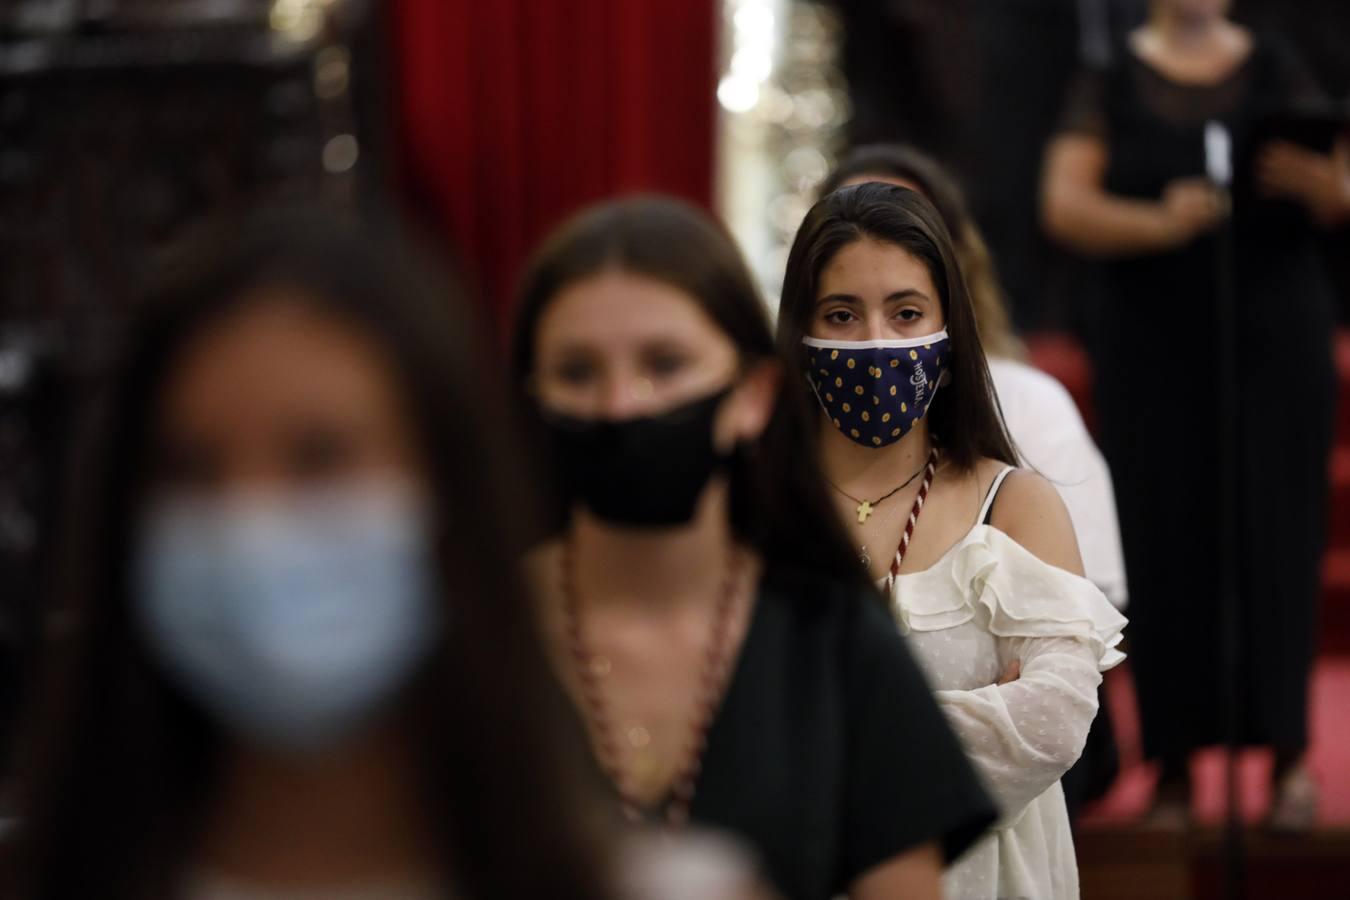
[510,195,996,900]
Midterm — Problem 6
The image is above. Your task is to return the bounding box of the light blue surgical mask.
[135,483,441,753]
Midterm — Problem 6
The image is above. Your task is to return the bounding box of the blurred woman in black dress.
[1042,0,1350,827]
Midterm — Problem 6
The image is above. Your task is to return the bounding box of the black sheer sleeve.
[1055,68,1110,139]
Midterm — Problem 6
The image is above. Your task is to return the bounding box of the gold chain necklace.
[827,458,928,524]
[560,538,744,828]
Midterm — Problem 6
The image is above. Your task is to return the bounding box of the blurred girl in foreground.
[5,210,614,900]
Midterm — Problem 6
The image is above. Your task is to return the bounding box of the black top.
[1059,36,1325,239]
[1053,37,1335,758]
[676,564,996,900]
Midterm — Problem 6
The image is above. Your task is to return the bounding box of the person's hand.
[1159,177,1225,245]
[1257,138,1350,226]
[620,829,780,900]
[996,659,1021,686]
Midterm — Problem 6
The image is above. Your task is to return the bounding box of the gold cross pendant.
[856,500,873,524]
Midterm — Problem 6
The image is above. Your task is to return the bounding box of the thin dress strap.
[977,466,1017,526]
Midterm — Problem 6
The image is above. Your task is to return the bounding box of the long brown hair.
[777,183,1017,473]
[821,144,1025,360]
[6,208,614,900]
[510,195,872,593]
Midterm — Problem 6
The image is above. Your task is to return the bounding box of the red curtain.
[390,0,718,331]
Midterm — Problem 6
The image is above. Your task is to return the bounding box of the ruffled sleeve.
[899,526,1127,824]
[950,526,1126,670]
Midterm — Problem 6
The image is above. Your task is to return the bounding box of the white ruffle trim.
[888,525,1127,671]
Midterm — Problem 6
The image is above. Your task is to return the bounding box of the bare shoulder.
[933,457,1014,522]
[989,468,1085,576]
[971,456,1010,489]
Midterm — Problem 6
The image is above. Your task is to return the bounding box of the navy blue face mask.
[802,330,949,448]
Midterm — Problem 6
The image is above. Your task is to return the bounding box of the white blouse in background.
[881,470,1127,900]
[988,357,1128,610]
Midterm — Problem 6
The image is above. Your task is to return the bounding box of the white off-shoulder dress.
[880,467,1128,900]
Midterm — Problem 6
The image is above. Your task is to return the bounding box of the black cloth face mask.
[540,385,736,528]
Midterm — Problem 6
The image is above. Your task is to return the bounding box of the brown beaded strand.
[561,536,744,828]
[884,447,940,594]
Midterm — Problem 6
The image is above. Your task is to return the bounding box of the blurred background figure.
[1041,0,1348,831]
[2,209,616,899]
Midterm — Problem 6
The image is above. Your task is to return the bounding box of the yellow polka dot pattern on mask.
[802,335,948,449]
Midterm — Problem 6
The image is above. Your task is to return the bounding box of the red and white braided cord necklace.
[884,446,940,593]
